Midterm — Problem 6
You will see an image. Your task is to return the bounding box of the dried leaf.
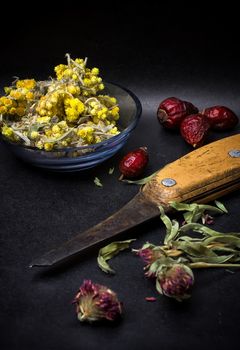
[159,205,179,244]
[94,177,103,187]
[189,254,235,264]
[214,200,228,213]
[189,262,240,269]
[97,239,136,274]
[156,278,163,295]
[170,201,227,224]
[121,171,157,185]
[174,241,217,258]
[179,223,223,237]
[204,235,240,248]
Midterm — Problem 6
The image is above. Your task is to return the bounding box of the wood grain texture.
[142,134,240,206]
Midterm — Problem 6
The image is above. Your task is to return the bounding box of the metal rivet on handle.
[161,178,177,187]
[228,150,240,158]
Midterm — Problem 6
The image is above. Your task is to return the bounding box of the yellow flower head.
[45,129,52,137]
[10,90,22,100]
[26,91,34,100]
[64,97,85,122]
[0,105,7,114]
[109,127,119,135]
[77,126,94,143]
[16,107,25,116]
[44,142,54,151]
[52,125,61,134]
[9,107,17,115]
[111,106,120,118]
[0,97,13,106]
[2,125,14,138]
[16,79,36,90]
[58,120,67,129]
[83,78,91,87]
[54,64,67,80]
[36,141,44,149]
[30,131,39,139]
[4,87,11,95]
[91,67,99,76]
[75,58,84,65]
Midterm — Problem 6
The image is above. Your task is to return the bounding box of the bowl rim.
[1,82,142,153]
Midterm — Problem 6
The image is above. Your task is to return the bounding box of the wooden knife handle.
[142,134,240,207]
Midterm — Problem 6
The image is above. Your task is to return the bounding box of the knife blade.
[30,134,240,268]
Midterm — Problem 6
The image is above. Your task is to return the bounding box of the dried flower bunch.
[135,201,240,301]
[0,54,120,151]
[98,200,240,302]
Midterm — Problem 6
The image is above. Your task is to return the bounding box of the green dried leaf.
[183,207,202,223]
[158,206,180,244]
[179,223,223,237]
[170,201,227,224]
[159,205,172,236]
[170,202,198,212]
[204,235,240,248]
[147,257,175,277]
[189,254,235,264]
[214,200,228,213]
[189,262,240,269]
[210,246,238,254]
[140,242,157,250]
[121,171,157,185]
[94,177,103,187]
[174,241,217,257]
[108,167,114,175]
[156,278,163,295]
[178,235,205,242]
[97,239,136,274]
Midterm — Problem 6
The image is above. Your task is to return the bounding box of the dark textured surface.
[1,5,240,350]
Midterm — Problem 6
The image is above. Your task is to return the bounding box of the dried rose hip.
[180,114,210,147]
[119,147,149,179]
[202,106,239,130]
[157,97,198,129]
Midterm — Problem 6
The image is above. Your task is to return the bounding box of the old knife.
[30,134,240,268]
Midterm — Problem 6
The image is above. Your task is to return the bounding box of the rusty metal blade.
[29,192,160,267]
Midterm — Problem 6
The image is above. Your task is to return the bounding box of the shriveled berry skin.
[180,114,210,147]
[119,147,149,178]
[157,97,198,129]
[202,106,239,130]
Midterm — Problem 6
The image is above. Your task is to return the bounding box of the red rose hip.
[180,114,210,148]
[202,106,239,130]
[119,147,149,179]
[157,97,198,129]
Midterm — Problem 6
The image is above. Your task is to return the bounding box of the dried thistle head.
[73,280,122,322]
[156,264,194,301]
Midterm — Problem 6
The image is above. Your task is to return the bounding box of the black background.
[1,3,240,350]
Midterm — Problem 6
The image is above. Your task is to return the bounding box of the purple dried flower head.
[73,280,122,322]
[157,264,194,301]
[137,248,155,264]
[135,247,163,265]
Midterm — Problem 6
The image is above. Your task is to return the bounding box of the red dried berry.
[157,97,198,129]
[119,147,149,179]
[202,106,239,131]
[180,114,210,148]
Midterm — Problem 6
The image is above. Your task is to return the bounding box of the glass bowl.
[1,82,142,172]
